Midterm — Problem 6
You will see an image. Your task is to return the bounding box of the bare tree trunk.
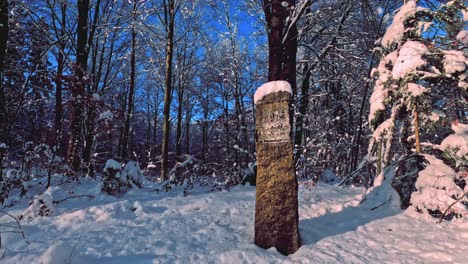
[202,119,208,161]
[414,100,421,153]
[153,109,158,152]
[294,67,311,161]
[82,0,106,174]
[160,0,176,179]
[54,4,66,153]
[223,91,230,150]
[185,113,190,155]
[68,0,90,171]
[0,0,8,141]
[146,98,152,162]
[184,95,191,155]
[255,0,300,256]
[83,29,107,174]
[175,86,184,162]
[121,0,137,161]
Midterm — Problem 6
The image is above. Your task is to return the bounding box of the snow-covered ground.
[1,179,467,264]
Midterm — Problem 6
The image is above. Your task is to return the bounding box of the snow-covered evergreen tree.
[368,0,467,220]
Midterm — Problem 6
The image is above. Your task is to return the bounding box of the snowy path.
[1,181,467,263]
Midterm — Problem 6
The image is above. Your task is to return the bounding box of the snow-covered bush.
[19,190,54,220]
[101,159,130,195]
[366,0,468,219]
[122,161,144,188]
[101,160,144,194]
[410,155,467,220]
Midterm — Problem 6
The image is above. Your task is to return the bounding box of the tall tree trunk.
[294,67,311,161]
[160,0,176,179]
[175,84,184,162]
[414,100,421,153]
[0,0,8,142]
[153,109,158,153]
[255,0,300,255]
[202,117,208,161]
[146,98,152,162]
[83,0,104,174]
[185,111,190,155]
[122,0,137,161]
[176,92,184,161]
[223,91,230,151]
[54,4,66,152]
[68,0,90,171]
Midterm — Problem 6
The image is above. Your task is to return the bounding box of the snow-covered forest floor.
[1,178,467,264]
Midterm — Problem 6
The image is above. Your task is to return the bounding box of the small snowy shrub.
[410,155,467,220]
[101,159,130,195]
[122,161,144,188]
[19,191,54,220]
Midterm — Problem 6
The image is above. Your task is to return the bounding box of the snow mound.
[361,166,402,212]
[254,81,292,104]
[319,169,339,184]
[39,241,77,264]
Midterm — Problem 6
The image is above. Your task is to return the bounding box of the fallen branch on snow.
[0,209,30,250]
[438,192,467,223]
[52,195,95,204]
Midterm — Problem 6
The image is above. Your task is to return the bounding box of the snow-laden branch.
[282,0,311,44]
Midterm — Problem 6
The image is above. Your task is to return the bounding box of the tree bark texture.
[121,0,137,161]
[68,0,90,171]
[160,0,175,179]
[54,4,66,153]
[0,0,8,141]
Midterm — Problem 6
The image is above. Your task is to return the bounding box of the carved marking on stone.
[257,100,290,142]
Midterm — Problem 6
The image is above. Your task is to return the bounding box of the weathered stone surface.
[254,92,300,255]
[256,96,290,143]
